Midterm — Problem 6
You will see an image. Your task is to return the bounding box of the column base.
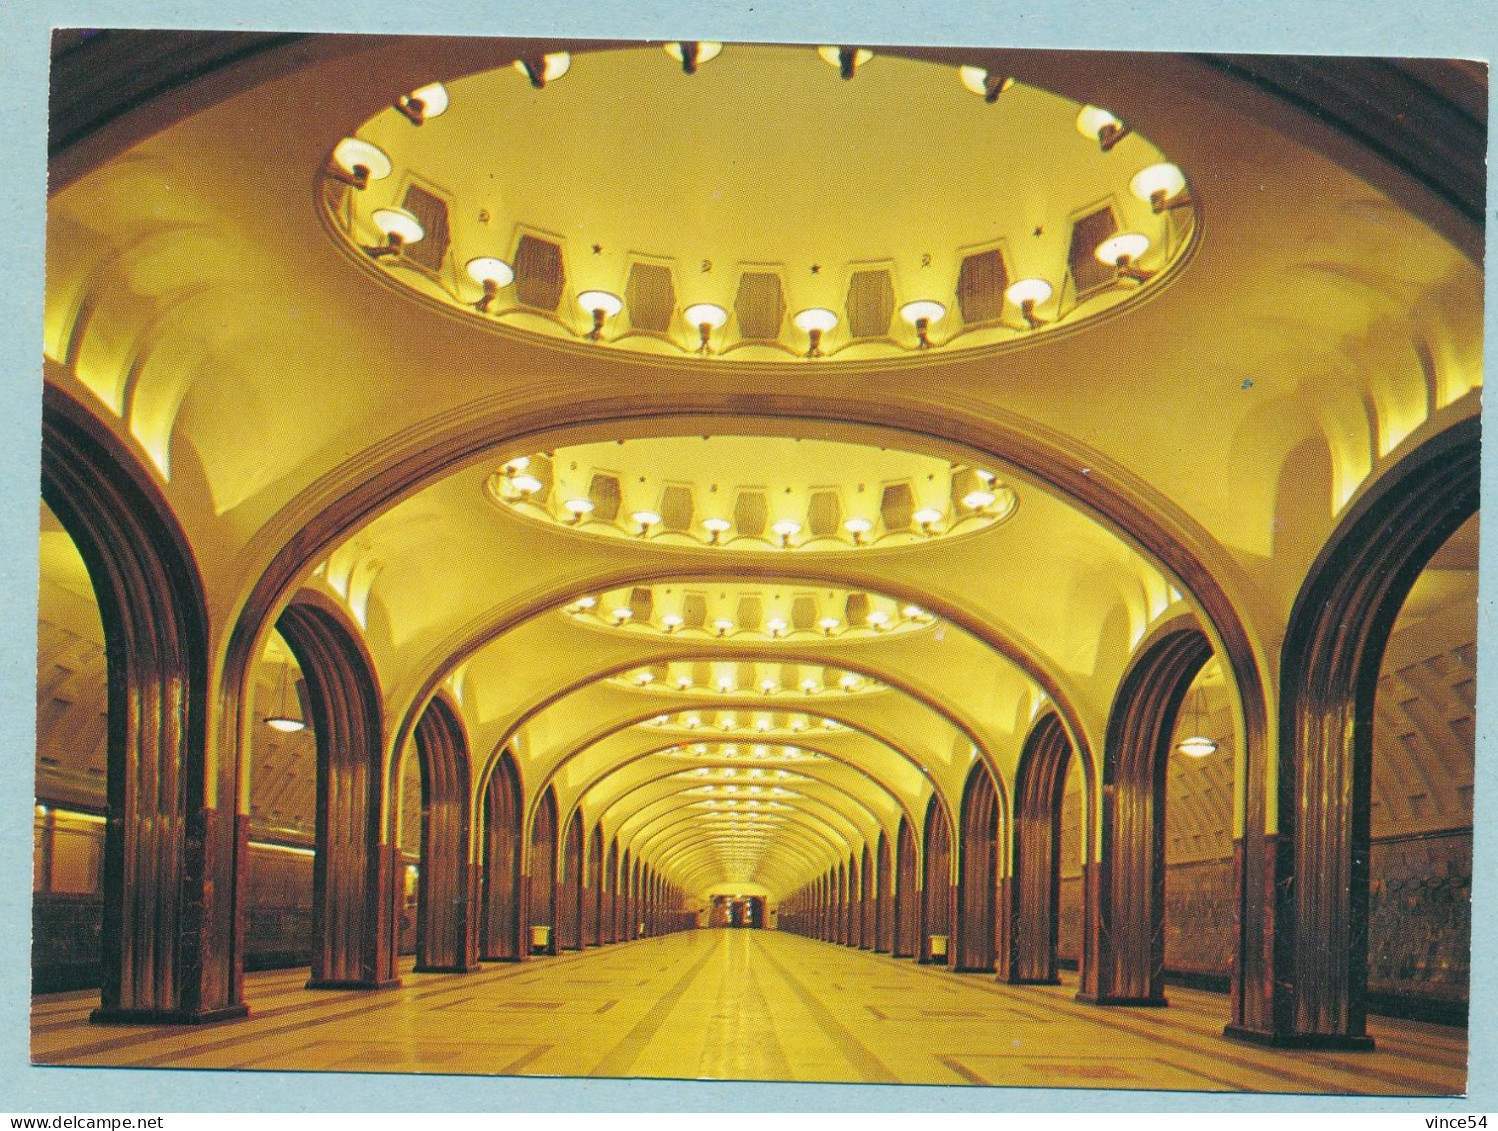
[1223,1024,1376,1051]
[955,964,997,975]
[412,962,482,974]
[1075,991,1169,1007]
[1006,975,1061,986]
[90,1002,250,1026]
[305,977,402,991]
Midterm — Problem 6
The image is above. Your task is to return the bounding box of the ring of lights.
[321,44,1198,367]
[488,435,1018,553]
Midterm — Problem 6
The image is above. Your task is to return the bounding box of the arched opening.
[558,809,585,951]
[1084,626,1213,1005]
[893,817,918,958]
[874,831,893,953]
[1009,712,1073,984]
[955,762,1001,974]
[41,392,244,1024]
[587,825,605,946]
[276,598,398,991]
[411,695,477,973]
[920,795,953,965]
[479,750,524,961]
[1367,511,1476,1027]
[529,787,559,956]
[1237,420,1479,1048]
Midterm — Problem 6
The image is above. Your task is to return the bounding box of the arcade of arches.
[32,32,1482,1094]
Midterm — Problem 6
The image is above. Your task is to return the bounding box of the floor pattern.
[31,930,1467,1094]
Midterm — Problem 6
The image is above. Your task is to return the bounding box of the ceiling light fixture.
[662,613,684,633]
[770,518,802,547]
[264,661,306,733]
[761,678,778,694]
[902,604,925,619]
[1076,104,1131,152]
[577,290,624,340]
[467,257,515,312]
[843,516,873,544]
[867,610,890,629]
[959,65,1015,102]
[818,45,873,79]
[1005,277,1053,330]
[1130,162,1192,213]
[766,617,788,637]
[610,606,632,621]
[702,516,732,543]
[793,308,838,357]
[514,52,571,88]
[394,82,449,125]
[1176,684,1219,757]
[1096,232,1154,282]
[564,496,595,521]
[327,138,392,189]
[366,207,423,259]
[664,41,723,74]
[899,300,946,349]
[913,506,944,533]
[508,470,543,494]
[817,616,841,635]
[684,302,729,354]
[713,618,735,637]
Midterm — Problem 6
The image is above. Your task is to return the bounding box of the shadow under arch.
[874,830,894,953]
[42,385,245,1025]
[586,823,605,946]
[528,786,559,956]
[955,761,1004,974]
[557,808,585,951]
[920,794,955,966]
[894,816,920,958]
[1229,416,1481,1050]
[1007,711,1082,986]
[411,692,479,973]
[1081,619,1213,1006]
[478,747,525,962]
[277,593,399,991]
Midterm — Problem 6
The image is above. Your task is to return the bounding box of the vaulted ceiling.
[39,35,1483,898]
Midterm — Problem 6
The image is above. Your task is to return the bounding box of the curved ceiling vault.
[42,34,1483,904]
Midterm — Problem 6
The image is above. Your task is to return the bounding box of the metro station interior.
[31,31,1483,1096]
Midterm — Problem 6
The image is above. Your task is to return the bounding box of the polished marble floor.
[31,930,1466,1094]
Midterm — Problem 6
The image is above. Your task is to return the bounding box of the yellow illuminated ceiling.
[39,33,1483,903]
